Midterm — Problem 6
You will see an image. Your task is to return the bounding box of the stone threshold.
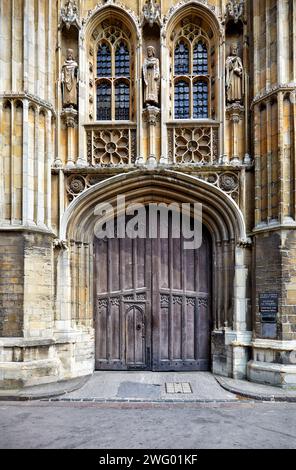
[216,376,296,402]
[0,376,91,401]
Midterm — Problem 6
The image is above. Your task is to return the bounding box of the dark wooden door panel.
[95,232,151,370]
[95,214,211,372]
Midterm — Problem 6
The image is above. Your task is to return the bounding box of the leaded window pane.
[115,42,130,77]
[115,82,130,120]
[193,41,208,75]
[175,81,190,119]
[174,41,189,75]
[193,81,208,119]
[97,82,112,120]
[97,43,112,77]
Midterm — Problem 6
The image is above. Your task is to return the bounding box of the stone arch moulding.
[82,2,141,42]
[57,170,251,380]
[61,169,246,242]
[162,0,223,40]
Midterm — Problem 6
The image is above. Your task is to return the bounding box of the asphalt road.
[0,401,296,449]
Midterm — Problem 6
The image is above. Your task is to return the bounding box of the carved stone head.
[231,43,239,56]
[66,48,74,61]
[147,46,156,58]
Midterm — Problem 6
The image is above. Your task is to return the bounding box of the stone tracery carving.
[143,47,160,107]
[226,44,244,104]
[83,1,141,40]
[225,0,244,24]
[142,0,161,27]
[60,0,80,30]
[174,127,218,165]
[61,49,79,109]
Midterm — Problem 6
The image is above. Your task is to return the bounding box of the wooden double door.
[94,216,211,371]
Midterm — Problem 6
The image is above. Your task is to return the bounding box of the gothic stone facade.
[0,0,296,390]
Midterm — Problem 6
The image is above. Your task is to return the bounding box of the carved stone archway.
[56,170,251,379]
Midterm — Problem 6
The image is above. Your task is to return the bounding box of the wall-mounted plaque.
[259,293,278,323]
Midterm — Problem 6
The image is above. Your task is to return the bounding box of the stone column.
[143,106,160,167]
[61,107,78,168]
[229,241,252,379]
[226,104,244,166]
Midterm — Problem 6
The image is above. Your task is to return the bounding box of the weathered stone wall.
[0,233,24,337]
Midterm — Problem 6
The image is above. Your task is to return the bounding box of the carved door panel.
[95,215,211,371]
[151,226,211,371]
[94,235,152,370]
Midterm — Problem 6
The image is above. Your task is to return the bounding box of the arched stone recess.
[56,170,252,380]
[77,3,141,167]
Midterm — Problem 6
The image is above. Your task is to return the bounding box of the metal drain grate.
[165,382,192,394]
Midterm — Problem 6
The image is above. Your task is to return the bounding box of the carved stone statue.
[61,49,78,108]
[143,46,160,106]
[226,44,244,104]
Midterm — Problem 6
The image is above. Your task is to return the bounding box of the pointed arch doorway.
[94,211,211,372]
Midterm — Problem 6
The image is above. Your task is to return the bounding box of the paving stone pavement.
[52,372,238,402]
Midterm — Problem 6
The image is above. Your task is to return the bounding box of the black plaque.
[259,293,278,323]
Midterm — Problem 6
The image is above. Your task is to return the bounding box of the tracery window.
[95,25,132,121]
[173,23,210,120]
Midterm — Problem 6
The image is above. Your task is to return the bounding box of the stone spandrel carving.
[61,49,79,108]
[60,0,80,30]
[142,0,161,27]
[225,0,244,24]
[226,44,244,104]
[143,46,160,107]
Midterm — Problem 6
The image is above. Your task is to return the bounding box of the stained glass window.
[193,41,208,75]
[173,30,210,119]
[193,81,208,119]
[115,82,130,120]
[175,81,190,119]
[97,43,112,77]
[115,42,130,77]
[174,41,189,75]
[97,82,112,120]
[96,36,131,121]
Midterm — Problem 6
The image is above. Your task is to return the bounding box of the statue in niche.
[226,44,244,104]
[61,49,79,108]
[143,46,160,106]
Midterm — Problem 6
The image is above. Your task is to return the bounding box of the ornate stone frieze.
[1,92,55,115]
[252,83,296,107]
[61,107,78,128]
[142,0,161,27]
[162,0,222,36]
[53,239,69,250]
[86,127,137,167]
[143,106,160,126]
[82,0,141,40]
[66,174,107,201]
[225,0,244,24]
[171,126,219,165]
[237,238,252,249]
[195,171,240,203]
[60,0,81,30]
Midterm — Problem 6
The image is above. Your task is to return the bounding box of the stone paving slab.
[216,376,296,402]
[50,372,238,403]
